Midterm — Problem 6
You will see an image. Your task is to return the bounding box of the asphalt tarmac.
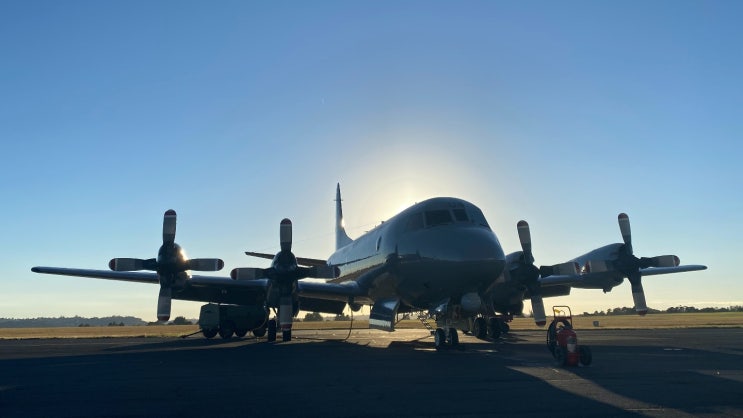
[1,327,742,417]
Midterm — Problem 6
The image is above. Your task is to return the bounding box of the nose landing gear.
[434,327,460,350]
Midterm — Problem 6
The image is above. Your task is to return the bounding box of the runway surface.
[1,327,742,417]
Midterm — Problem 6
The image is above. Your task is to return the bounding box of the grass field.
[1,312,740,339]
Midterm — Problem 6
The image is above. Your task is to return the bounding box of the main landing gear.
[434,327,460,351]
[471,316,511,340]
[201,320,265,340]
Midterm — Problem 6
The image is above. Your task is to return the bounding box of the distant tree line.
[145,316,194,326]
[0,316,146,328]
[302,312,352,321]
[582,306,743,316]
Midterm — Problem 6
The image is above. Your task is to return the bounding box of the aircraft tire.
[235,328,248,338]
[447,327,459,346]
[252,326,267,337]
[434,328,446,351]
[202,328,218,339]
[488,318,501,339]
[473,317,487,339]
[500,320,510,334]
[219,321,235,339]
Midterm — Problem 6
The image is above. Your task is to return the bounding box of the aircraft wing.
[294,261,390,306]
[31,267,160,284]
[245,251,328,268]
[297,280,363,300]
[639,265,707,277]
[179,276,268,305]
[31,266,270,305]
[538,274,584,286]
[537,264,708,287]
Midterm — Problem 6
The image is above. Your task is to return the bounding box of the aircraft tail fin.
[335,183,353,250]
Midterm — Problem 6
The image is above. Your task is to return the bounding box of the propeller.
[230,218,338,341]
[610,213,679,315]
[108,209,224,322]
[508,221,580,326]
[514,221,546,326]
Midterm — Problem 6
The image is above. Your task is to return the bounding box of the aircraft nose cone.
[413,225,505,263]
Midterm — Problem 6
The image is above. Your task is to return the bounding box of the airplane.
[235,185,706,346]
[32,185,707,349]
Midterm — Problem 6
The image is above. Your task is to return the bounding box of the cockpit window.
[425,209,453,227]
[404,212,424,232]
[468,207,490,228]
[453,208,469,222]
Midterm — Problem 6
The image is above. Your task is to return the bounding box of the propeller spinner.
[108,209,224,322]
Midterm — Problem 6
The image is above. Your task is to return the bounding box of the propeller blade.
[530,292,546,326]
[108,258,153,271]
[517,220,533,263]
[163,209,177,245]
[618,213,633,254]
[187,258,225,271]
[231,267,266,280]
[280,218,292,252]
[157,286,172,322]
[628,272,647,315]
[279,294,294,331]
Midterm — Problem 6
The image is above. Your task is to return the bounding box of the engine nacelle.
[231,267,265,280]
[585,260,611,273]
[649,255,680,268]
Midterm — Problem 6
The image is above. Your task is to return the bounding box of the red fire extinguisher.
[548,306,592,367]
[555,326,581,366]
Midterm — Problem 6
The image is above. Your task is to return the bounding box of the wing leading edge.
[31,266,270,305]
[538,264,708,287]
[245,251,329,268]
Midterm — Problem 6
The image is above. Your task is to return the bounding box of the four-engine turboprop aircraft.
[232,184,510,347]
[227,184,706,348]
[32,184,707,349]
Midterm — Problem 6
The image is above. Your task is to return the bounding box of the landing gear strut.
[267,319,277,342]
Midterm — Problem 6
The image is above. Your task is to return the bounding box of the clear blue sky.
[1,1,740,320]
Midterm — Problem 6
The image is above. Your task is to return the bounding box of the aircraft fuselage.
[328,197,506,312]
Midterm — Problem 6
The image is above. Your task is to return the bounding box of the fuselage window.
[425,209,453,227]
[453,208,469,222]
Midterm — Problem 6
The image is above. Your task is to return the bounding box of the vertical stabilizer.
[335,183,353,250]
